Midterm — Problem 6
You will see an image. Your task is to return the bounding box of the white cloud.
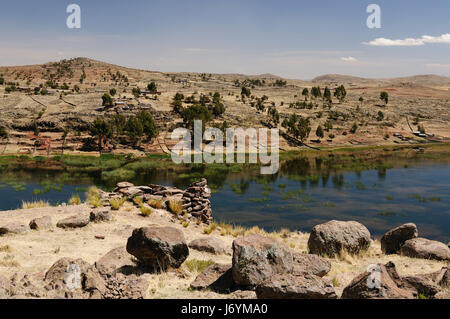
[341,56,358,62]
[364,33,450,46]
[426,63,450,68]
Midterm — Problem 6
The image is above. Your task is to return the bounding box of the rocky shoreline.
[0,179,449,299]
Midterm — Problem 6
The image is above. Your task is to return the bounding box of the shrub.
[140,204,153,217]
[184,259,214,274]
[22,200,50,209]
[110,197,126,210]
[168,199,183,215]
[148,198,164,209]
[69,194,82,205]
[87,186,103,208]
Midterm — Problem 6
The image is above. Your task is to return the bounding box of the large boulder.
[95,247,136,278]
[29,216,53,230]
[231,234,330,288]
[190,263,235,293]
[56,214,90,229]
[400,238,450,261]
[0,223,29,236]
[256,274,337,299]
[292,253,331,277]
[308,220,371,257]
[188,237,229,255]
[381,223,418,254]
[342,262,417,299]
[232,234,294,287]
[44,257,92,291]
[126,226,189,270]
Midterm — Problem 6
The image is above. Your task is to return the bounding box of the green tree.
[323,87,332,102]
[316,125,324,139]
[147,82,157,93]
[268,106,280,127]
[102,93,113,107]
[132,88,141,98]
[311,86,322,99]
[350,123,358,134]
[89,118,112,153]
[377,111,384,121]
[125,117,144,145]
[181,104,212,132]
[334,85,347,103]
[282,114,311,143]
[302,88,309,101]
[109,88,117,96]
[0,126,8,139]
[172,93,185,114]
[136,111,158,140]
[380,91,389,105]
[241,86,251,98]
[0,77,4,85]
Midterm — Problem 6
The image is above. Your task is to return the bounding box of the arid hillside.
[0,58,449,156]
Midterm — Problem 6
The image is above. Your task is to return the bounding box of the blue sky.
[1,0,449,79]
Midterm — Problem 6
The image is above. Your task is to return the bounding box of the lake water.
[1,159,449,242]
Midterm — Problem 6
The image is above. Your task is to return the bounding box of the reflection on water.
[0,158,449,242]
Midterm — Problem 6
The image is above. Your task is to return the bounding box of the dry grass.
[0,245,12,253]
[68,194,82,205]
[109,197,126,210]
[0,254,19,267]
[21,200,50,209]
[133,196,144,206]
[168,199,183,215]
[86,186,103,208]
[148,198,164,209]
[203,222,219,235]
[183,259,214,274]
[140,204,153,217]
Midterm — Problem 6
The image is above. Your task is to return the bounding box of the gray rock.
[126,226,189,270]
[308,220,371,257]
[256,274,337,299]
[190,263,235,293]
[95,247,135,277]
[292,253,331,277]
[44,257,91,291]
[381,223,418,254]
[29,216,53,230]
[400,238,450,261]
[188,237,230,255]
[341,262,416,299]
[0,222,29,235]
[56,214,90,229]
[90,209,112,223]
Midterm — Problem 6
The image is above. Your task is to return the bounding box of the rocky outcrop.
[29,216,53,230]
[56,214,90,229]
[256,274,337,299]
[232,234,330,288]
[308,220,371,257]
[44,257,92,292]
[0,222,29,235]
[190,263,235,293]
[110,179,213,224]
[180,179,212,224]
[381,223,418,254]
[341,262,416,299]
[400,238,450,261]
[188,237,229,255]
[126,226,189,271]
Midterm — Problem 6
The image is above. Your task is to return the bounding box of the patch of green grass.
[386,195,393,201]
[184,259,214,274]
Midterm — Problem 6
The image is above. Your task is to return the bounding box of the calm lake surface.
[1,158,449,242]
